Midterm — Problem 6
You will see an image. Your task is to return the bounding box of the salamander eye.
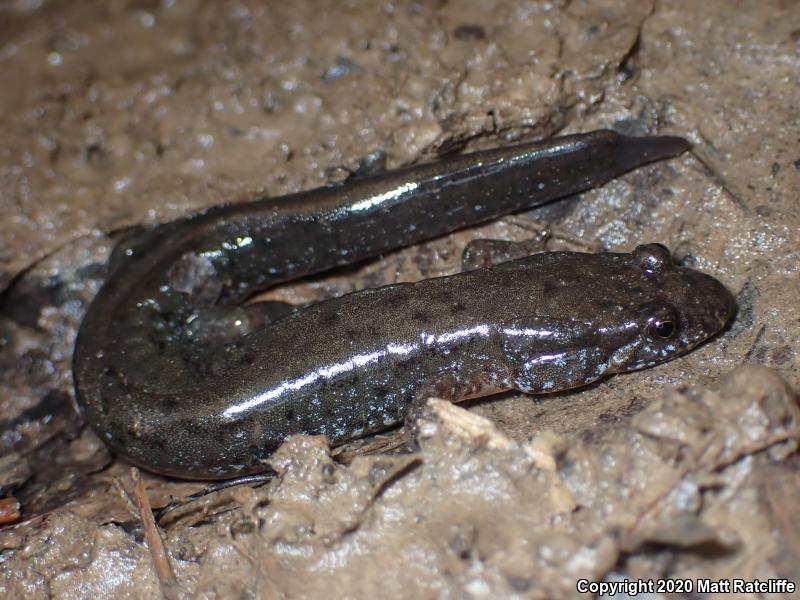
[643,303,680,341]
[649,318,675,339]
[633,243,672,273]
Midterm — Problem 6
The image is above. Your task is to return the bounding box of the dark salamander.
[73,130,735,478]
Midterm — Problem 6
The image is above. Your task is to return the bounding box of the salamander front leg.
[403,371,512,450]
[461,230,549,270]
[402,380,453,451]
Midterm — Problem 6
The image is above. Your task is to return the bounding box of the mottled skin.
[73,131,734,479]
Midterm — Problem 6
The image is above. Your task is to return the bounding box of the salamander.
[72,130,735,479]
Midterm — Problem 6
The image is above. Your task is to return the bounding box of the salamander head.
[605,243,736,373]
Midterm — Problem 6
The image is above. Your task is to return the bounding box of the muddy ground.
[0,0,798,598]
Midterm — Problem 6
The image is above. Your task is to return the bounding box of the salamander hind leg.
[241,300,296,328]
[187,301,296,345]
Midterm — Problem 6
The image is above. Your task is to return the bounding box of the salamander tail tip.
[610,132,691,171]
[626,135,692,162]
[642,134,692,159]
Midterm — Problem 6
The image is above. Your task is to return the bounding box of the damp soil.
[0,1,798,598]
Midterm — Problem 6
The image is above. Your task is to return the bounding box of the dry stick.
[131,467,179,599]
[688,149,751,214]
[626,427,800,542]
[626,435,718,539]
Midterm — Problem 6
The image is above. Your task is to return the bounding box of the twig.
[743,324,766,362]
[688,149,751,214]
[131,468,180,599]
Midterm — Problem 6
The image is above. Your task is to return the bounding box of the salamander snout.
[631,265,736,370]
[630,243,735,344]
[608,247,736,373]
[677,268,737,344]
